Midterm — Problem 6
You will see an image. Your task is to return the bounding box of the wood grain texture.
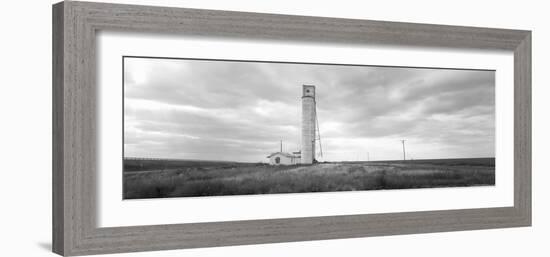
[52,1,532,256]
[52,2,65,255]
[514,32,532,224]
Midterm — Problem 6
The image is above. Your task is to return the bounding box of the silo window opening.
[275,157,280,164]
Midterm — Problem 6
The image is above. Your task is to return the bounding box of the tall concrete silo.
[301,85,316,164]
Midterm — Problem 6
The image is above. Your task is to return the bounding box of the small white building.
[266,152,301,165]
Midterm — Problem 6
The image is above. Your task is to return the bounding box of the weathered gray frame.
[52,1,531,256]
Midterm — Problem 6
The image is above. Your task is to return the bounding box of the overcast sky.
[124,57,495,162]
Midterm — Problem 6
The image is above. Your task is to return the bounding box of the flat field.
[123,158,495,199]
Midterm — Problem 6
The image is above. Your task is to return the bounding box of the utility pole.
[280,140,283,152]
[400,140,406,160]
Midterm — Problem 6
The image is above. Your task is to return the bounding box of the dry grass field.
[123,158,495,199]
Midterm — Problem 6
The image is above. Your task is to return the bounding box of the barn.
[266,152,301,165]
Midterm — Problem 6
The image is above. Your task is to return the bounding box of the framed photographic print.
[52,1,531,256]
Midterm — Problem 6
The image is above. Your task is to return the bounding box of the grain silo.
[301,85,316,164]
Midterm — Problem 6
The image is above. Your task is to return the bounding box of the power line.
[400,139,406,161]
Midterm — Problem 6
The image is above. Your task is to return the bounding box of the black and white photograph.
[123,57,496,199]
[1,0,541,256]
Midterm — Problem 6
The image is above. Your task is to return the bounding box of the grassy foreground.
[123,158,495,199]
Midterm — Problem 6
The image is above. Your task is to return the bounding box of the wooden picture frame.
[52,1,531,256]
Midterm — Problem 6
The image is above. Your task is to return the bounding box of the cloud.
[124,57,495,162]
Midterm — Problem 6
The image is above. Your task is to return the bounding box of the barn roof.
[266,152,299,158]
